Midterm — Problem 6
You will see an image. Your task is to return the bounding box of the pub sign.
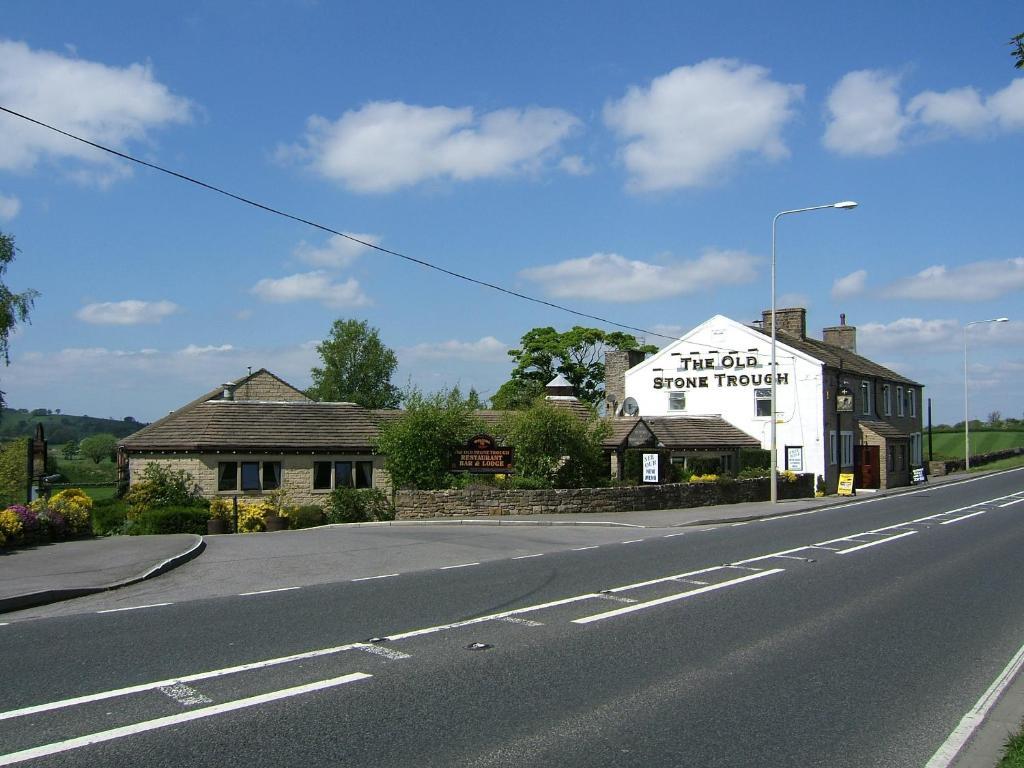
[451,434,514,474]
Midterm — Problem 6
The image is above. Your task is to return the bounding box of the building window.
[896,386,904,416]
[219,460,281,493]
[860,381,871,415]
[755,388,771,417]
[313,459,374,490]
[911,433,922,465]
[218,462,237,491]
[669,392,685,411]
[840,431,854,467]
[882,384,891,416]
[829,431,838,466]
[908,389,917,418]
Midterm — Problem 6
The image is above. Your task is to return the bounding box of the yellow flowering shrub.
[689,474,719,484]
[49,488,93,535]
[237,502,266,533]
[779,470,798,483]
[0,508,23,544]
[208,497,232,520]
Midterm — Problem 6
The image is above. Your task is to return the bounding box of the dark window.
[755,388,771,417]
[313,461,332,490]
[218,462,237,492]
[241,462,261,491]
[263,462,281,490]
[335,461,354,488]
[355,461,373,489]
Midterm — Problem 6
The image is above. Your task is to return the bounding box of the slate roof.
[645,417,761,450]
[122,401,383,452]
[859,419,911,440]
[602,418,642,448]
[765,329,920,386]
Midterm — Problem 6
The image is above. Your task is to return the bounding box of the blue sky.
[0,0,1021,425]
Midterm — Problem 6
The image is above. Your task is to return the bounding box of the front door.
[855,445,880,489]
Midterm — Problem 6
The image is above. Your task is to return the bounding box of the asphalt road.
[2,468,1023,767]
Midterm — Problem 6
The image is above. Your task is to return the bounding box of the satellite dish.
[622,397,639,416]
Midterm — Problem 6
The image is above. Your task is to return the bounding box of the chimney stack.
[823,314,857,352]
[604,349,647,412]
[761,307,807,339]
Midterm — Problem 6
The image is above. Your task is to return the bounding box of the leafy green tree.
[502,326,657,405]
[375,388,483,489]
[497,399,609,488]
[307,319,400,408]
[1011,33,1024,69]
[79,433,118,464]
[490,378,546,410]
[62,440,79,460]
[1,231,39,415]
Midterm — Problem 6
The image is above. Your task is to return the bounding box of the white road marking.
[499,617,544,627]
[673,578,710,586]
[731,521,750,527]
[96,603,173,614]
[924,639,1024,768]
[998,497,1024,508]
[835,530,917,554]
[352,574,399,582]
[440,562,479,570]
[512,554,544,560]
[571,546,599,551]
[238,586,300,596]
[594,593,638,604]
[663,533,686,538]
[357,645,411,661]
[940,510,990,525]
[157,683,212,707]
[572,569,785,625]
[621,539,644,544]
[0,673,372,767]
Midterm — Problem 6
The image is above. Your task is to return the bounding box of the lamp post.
[770,201,858,503]
[963,317,1008,470]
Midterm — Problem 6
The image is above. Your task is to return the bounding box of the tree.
[375,388,483,490]
[490,378,546,410]
[988,411,1003,428]
[62,440,79,460]
[497,399,609,488]
[1011,33,1024,69]
[307,319,401,408]
[79,433,118,464]
[0,231,39,415]
[502,326,657,405]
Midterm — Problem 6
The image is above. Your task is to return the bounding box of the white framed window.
[860,381,871,415]
[755,388,771,417]
[882,384,891,416]
[896,386,905,416]
[908,389,917,418]
[829,431,838,466]
[840,431,854,467]
[668,391,686,411]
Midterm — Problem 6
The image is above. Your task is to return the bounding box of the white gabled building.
[608,309,925,492]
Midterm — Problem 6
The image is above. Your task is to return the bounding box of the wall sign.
[785,446,803,472]
[451,434,514,474]
[642,453,659,483]
[836,386,854,413]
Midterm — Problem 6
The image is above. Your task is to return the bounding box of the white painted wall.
[624,315,827,479]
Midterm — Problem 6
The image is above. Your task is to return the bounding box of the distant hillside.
[0,409,148,444]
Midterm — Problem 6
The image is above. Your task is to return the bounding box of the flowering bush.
[208,497,232,520]
[689,474,719,484]
[778,470,798,484]
[49,488,93,536]
[0,508,24,546]
[237,502,266,533]
[9,505,38,537]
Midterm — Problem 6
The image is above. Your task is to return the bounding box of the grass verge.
[998,720,1024,767]
[968,454,1024,473]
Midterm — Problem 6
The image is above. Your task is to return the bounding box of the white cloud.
[825,71,1024,155]
[831,269,868,299]
[520,249,759,302]
[603,60,803,191]
[649,323,687,340]
[558,155,593,176]
[858,317,960,352]
[279,101,579,193]
[882,258,1024,301]
[823,70,908,156]
[251,271,370,307]
[294,233,380,268]
[180,344,234,356]
[777,292,811,309]
[0,39,191,181]
[401,336,509,363]
[76,299,179,325]
[0,193,21,220]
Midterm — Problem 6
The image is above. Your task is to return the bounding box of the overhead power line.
[0,105,680,343]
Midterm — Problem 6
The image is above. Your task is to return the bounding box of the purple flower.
[9,505,38,533]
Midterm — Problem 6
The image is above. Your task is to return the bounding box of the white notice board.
[642,453,659,483]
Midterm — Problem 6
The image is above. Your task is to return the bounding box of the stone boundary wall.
[395,474,814,519]
[928,447,1023,476]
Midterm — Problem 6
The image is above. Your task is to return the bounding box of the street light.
[770,201,858,503]
[963,317,1008,470]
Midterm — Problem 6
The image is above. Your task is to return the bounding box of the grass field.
[928,430,1024,460]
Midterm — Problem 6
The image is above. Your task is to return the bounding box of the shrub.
[689,474,719,484]
[129,506,209,535]
[9,504,38,540]
[208,497,232,520]
[125,464,203,516]
[0,507,24,546]
[289,505,325,529]
[738,466,770,479]
[778,470,798,484]
[91,498,130,536]
[622,449,679,485]
[739,448,771,471]
[237,502,266,533]
[325,487,395,524]
[48,488,93,536]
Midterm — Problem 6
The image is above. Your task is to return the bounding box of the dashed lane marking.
[239,587,300,596]
[571,546,599,551]
[998,497,1024,508]
[0,673,373,767]
[512,554,544,560]
[352,574,399,582]
[941,510,989,525]
[96,603,173,614]
[440,562,480,570]
[834,530,917,554]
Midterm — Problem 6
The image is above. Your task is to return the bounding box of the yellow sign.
[837,473,855,496]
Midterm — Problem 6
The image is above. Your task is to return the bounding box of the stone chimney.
[604,349,647,411]
[823,313,857,353]
[761,307,807,339]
